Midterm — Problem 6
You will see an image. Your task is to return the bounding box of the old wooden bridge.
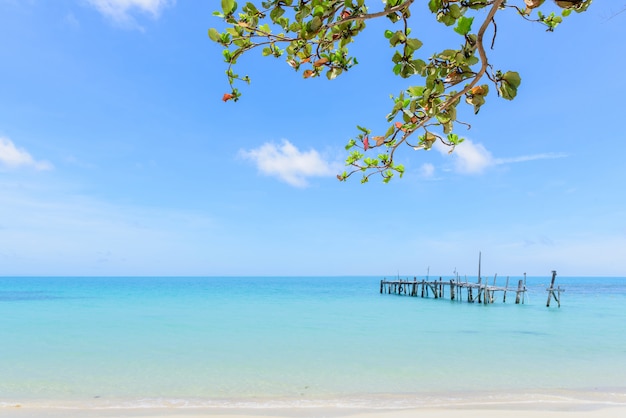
[380,270,563,307]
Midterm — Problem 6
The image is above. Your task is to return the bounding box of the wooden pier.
[380,271,562,307]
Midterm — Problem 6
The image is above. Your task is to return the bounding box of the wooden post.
[515,279,523,304]
[523,272,527,304]
[450,279,455,300]
[483,281,488,305]
[503,276,509,303]
[440,277,444,298]
[477,277,482,304]
[547,270,557,307]
[380,280,384,294]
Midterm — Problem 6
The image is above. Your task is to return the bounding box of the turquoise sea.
[1,276,625,410]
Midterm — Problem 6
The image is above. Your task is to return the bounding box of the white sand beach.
[3,404,626,418]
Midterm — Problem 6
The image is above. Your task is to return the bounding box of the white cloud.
[419,163,435,178]
[435,139,493,174]
[239,140,340,187]
[435,140,567,175]
[86,0,173,26]
[0,137,52,171]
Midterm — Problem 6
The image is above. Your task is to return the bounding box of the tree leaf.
[309,16,322,33]
[428,0,442,13]
[373,136,385,146]
[502,71,521,88]
[221,0,235,14]
[208,28,220,42]
[326,67,342,80]
[454,16,474,36]
[406,38,423,51]
[270,6,285,21]
[407,86,425,97]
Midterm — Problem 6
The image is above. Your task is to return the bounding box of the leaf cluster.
[209,0,592,183]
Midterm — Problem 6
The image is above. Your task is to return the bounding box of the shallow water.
[1,276,625,408]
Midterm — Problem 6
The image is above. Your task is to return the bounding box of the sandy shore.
[3,390,626,418]
[2,404,626,418]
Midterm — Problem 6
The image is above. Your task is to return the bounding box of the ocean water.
[1,275,625,409]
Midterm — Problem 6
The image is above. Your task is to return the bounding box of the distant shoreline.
[2,403,626,418]
[3,388,626,417]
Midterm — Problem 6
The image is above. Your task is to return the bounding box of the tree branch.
[440,0,503,113]
[328,0,415,28]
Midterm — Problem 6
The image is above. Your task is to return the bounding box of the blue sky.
[1,0,625,277]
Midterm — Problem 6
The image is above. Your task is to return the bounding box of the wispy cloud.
[86,0,174,27]
[494,153,568,165]
[435,140,567,175]
[64,13,80,29]
[419,163,435,178]
[0,137,53,171]
[239,140,340,187]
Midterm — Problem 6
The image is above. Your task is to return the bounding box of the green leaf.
[270,6,285,21]
[454,16,474,36]
[428,0,442,13]
[327,67,342,80]
[208,28,220,42]
[385,124,395,138]
[313,5,325,17]
[469,0,488,10]
[407,86,425,97]
[437,11,456,26]
[410,59,426,74]
[389,31,406,47]
[502,71,521,88]
[221,0,235,14]
[309,16,322,33]
[406,38,423,51]
[449,4,462,19]
[243,2,258,14]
